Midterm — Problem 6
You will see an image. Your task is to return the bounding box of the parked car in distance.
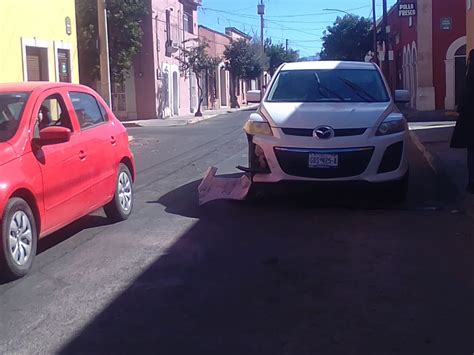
[243,61,410,199]
[0,82,135,280]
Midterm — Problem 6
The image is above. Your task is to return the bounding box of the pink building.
[114,0,200,120]
[198,25,260,110]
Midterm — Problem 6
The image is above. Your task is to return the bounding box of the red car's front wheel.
[104,163,134,222]
[0,198,38,281]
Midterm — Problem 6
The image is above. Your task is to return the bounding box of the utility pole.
[258,0,265,91]
[97,0,111,106]
[372,0,378,64]
[286,39,289,52]
[382,0,389,79]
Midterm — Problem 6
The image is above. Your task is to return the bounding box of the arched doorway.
[172,71,179,116]
[454,45,467,106]
[219,66,227,107]
[445,36,467,109]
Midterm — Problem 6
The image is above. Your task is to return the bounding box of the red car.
[0,82,135,280]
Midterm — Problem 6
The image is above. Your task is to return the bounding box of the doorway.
[454,45,467,106]
[220,67,227,107]
[172,71,179,116]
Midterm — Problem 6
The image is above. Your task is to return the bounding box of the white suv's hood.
[261,102,393,129]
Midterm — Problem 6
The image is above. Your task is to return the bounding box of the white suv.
[243,61,410,199]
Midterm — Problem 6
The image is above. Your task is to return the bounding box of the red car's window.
[69,92,106,130]
[0,92,29,142]
[37,94,73,131]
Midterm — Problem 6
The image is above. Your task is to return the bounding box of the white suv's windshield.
[0,93,29,142]
[266,69,390,103]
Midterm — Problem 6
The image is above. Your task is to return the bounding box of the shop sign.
[440,17,452,30]
[398,3,416,17]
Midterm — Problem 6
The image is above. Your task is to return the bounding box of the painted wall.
[468,0,474,52]
[432,0,466,109]
[133,7,158,119]
[0,0,79,83]
[131,0,199,119]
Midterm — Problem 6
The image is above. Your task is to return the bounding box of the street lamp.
[323,8,352,16]
[97,0,111,107]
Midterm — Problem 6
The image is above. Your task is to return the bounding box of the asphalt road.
[0,110,473,355]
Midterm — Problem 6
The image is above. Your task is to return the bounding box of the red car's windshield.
[0,92,29,142]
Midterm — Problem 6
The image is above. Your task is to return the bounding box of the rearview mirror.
[38,126,71,145]
[246,90,262,103]
[394,90,410,103]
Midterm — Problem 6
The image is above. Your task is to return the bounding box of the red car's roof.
[0,82,89,93]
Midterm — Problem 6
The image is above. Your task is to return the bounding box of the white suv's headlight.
[243,113,273,136]
[376,116,407,136]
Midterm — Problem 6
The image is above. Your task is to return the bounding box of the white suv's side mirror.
[395,90,410,103]
[246,90,262,103]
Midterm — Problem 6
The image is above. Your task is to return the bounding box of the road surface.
[1,109,473,355]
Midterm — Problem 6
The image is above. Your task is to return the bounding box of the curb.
[122,105,257,128]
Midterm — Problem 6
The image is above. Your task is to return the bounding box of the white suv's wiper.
[314,74,344,101]
[338,77,377,102]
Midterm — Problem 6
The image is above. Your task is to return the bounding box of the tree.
[320,15,373,61]
[106,0,148,83]
[75,0,147,85]
[177,41,221,117]
[76,0,100,87]
[265,40,299,76]
[224,39,264,108]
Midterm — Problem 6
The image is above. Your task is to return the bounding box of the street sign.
[440,17,453,30]
[398,3,416,17]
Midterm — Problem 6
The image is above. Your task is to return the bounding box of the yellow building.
[468,0,474,53]
[0,0,79,83]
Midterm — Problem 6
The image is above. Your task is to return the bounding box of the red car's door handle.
[110,136,117,145]
[79,150,87,160]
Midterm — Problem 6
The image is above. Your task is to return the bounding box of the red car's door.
[31,89,92,232]
[68,90,116,209]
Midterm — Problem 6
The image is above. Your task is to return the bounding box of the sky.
[199,0,398,58]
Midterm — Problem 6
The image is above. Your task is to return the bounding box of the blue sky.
[199,0,398,57]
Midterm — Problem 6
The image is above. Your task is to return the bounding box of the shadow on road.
[59,174,472,354]
[37,215,112,254]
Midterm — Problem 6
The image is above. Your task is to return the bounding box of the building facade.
[383,0,466,111]
[198,25,258,110]
[0,0,79,84]
[115,0,200,120]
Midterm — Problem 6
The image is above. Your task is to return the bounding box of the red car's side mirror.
[38,126,71,145]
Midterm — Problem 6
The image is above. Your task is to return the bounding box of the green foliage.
[320,15,373,61]
[75,0,100,84]
[224,39,264,108]
[264,39,299,75]
[224,39,264,81]
[75,0,147,84]
[106,0,148,83]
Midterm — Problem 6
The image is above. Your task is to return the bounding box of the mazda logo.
[313,126,334,139]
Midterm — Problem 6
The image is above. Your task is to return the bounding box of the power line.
[265,4,372,17]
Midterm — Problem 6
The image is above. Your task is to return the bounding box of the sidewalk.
[122,105,257,128]
[409,120,474,216]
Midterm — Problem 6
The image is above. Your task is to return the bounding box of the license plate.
[308,153,339,168]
